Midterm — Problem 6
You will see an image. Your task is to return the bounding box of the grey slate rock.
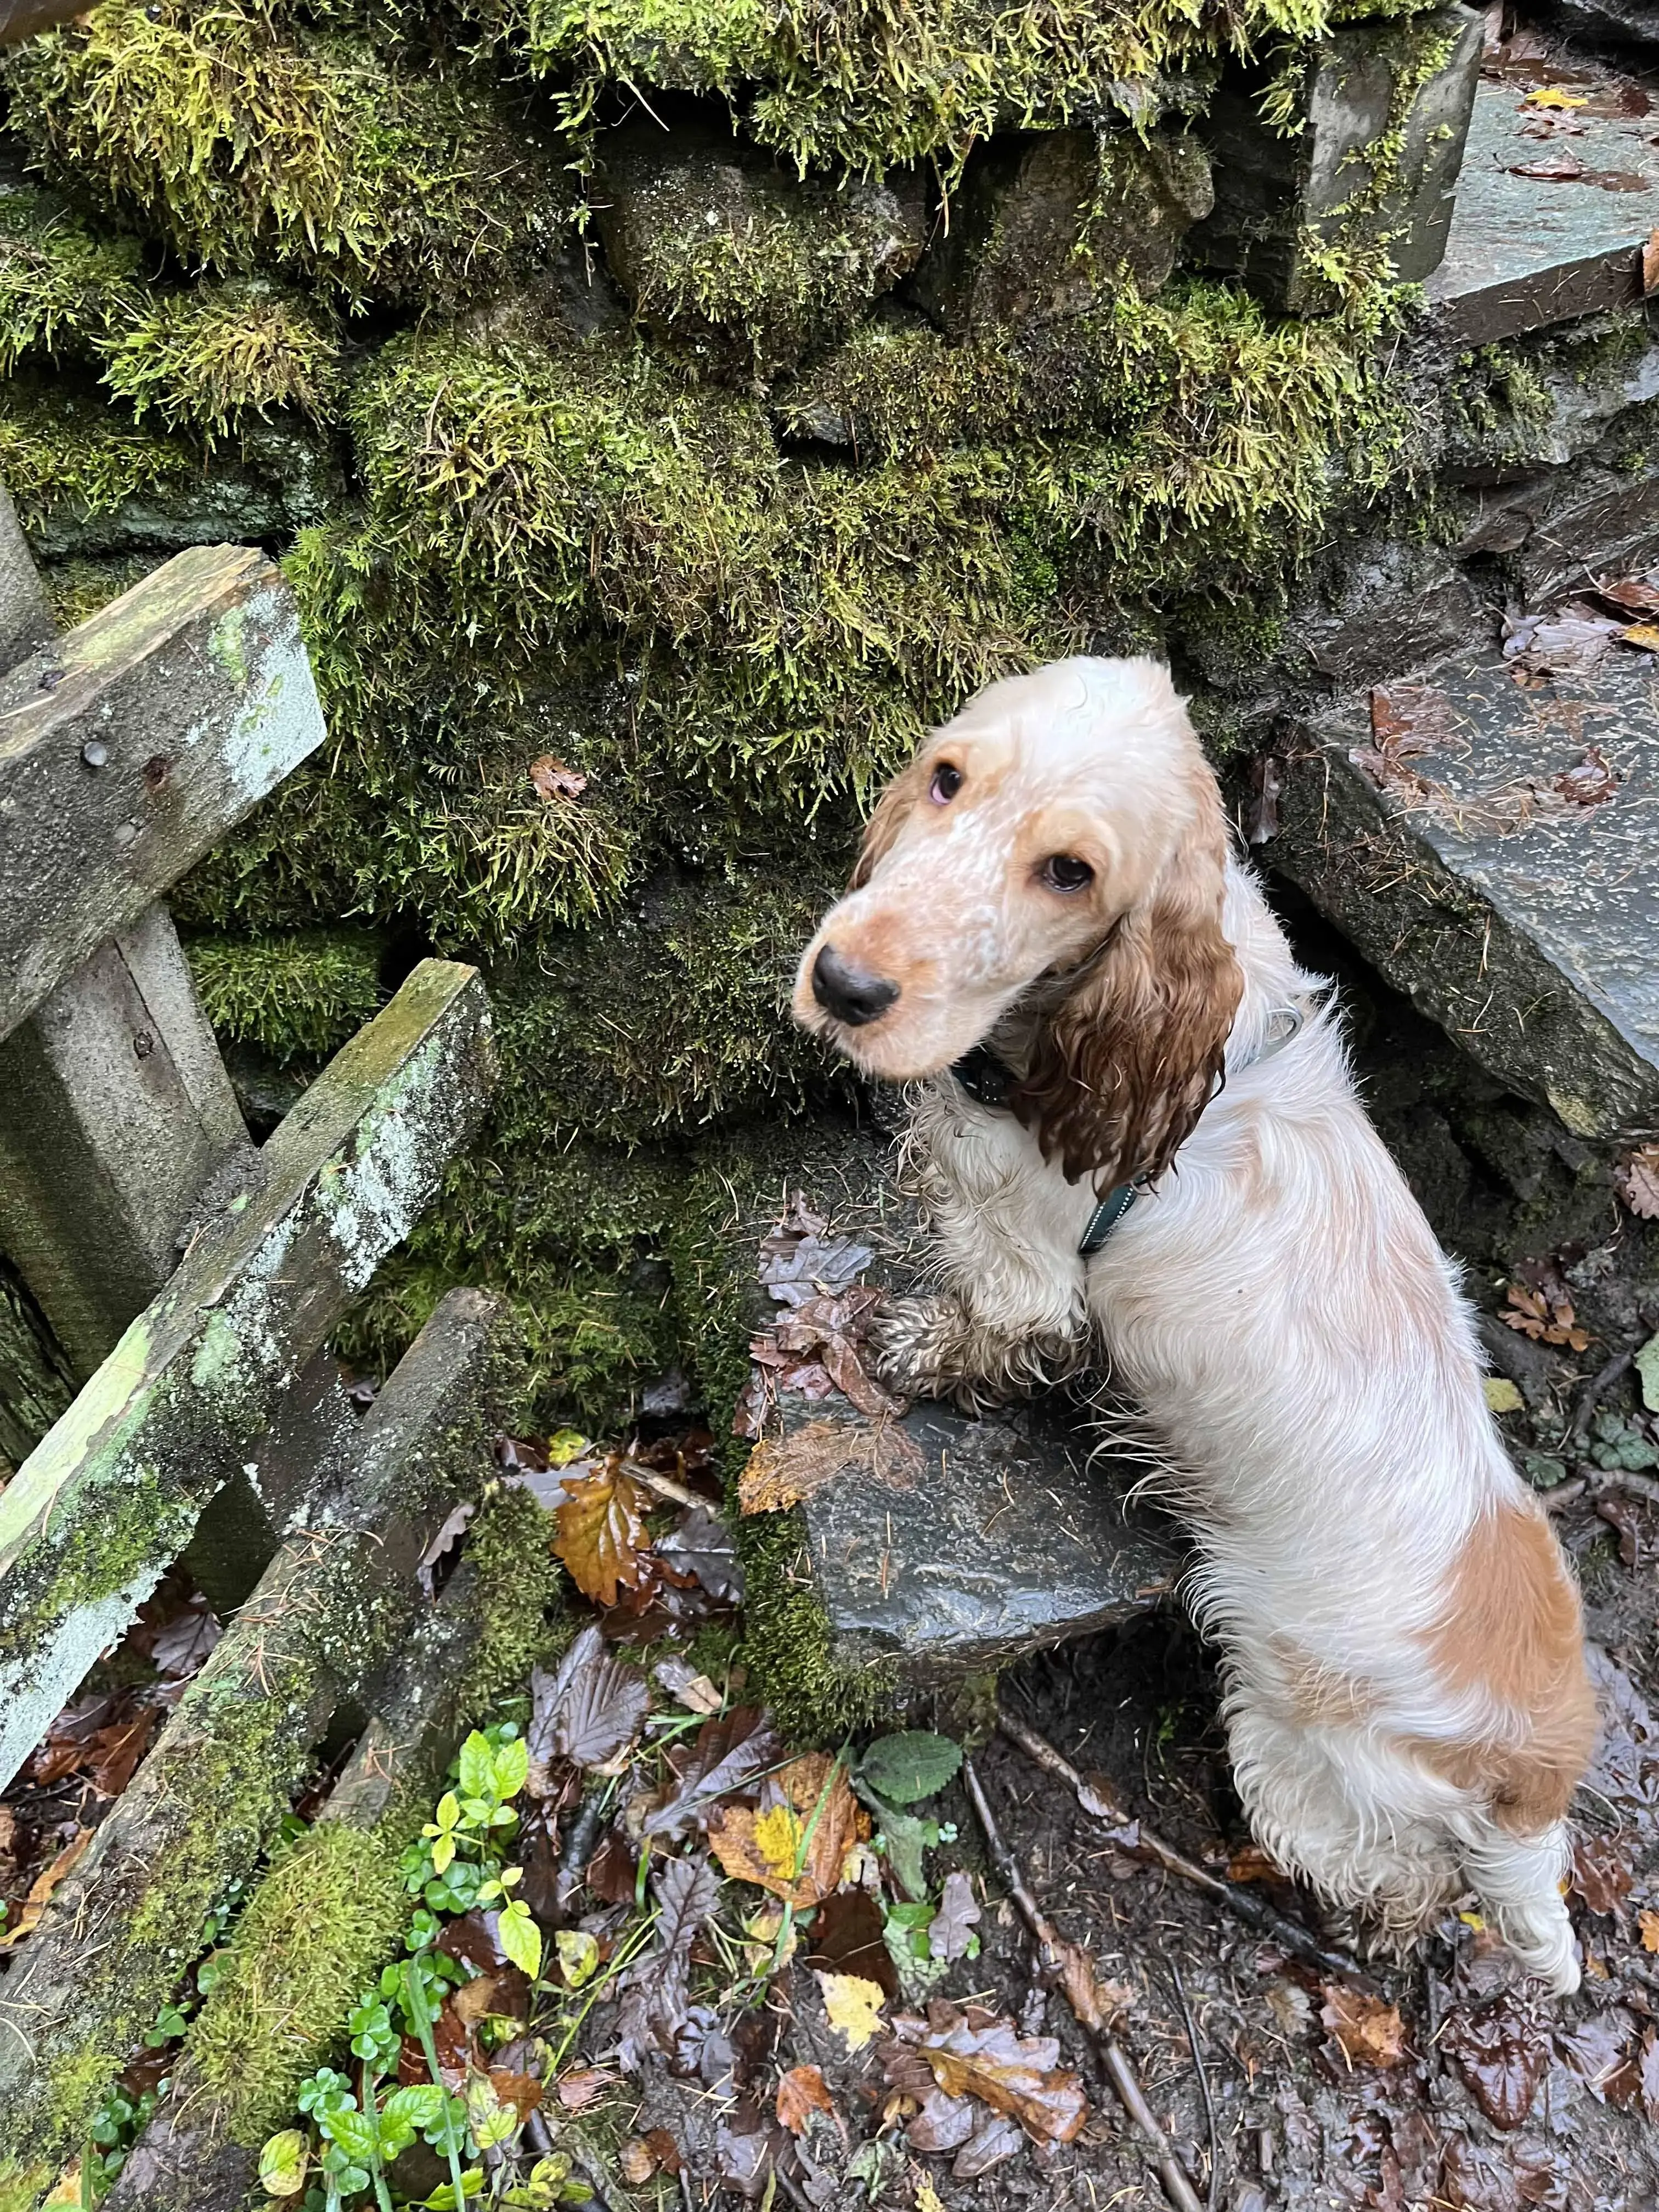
[737,1131,1178,1684]
[1194,5,1482,313]
[1271,639,1659,1141]
[1426,78,1659,344]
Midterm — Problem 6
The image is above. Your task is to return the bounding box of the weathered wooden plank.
[0,543,326,1041]
[0,959,495,1792]
[104,1569,494,2210]
[0,904,253,1376]
[0,1286,511,2181]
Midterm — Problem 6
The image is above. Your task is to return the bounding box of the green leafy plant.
[850,1731,962,1903]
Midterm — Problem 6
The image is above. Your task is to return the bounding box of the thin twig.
[622,1459,709,1512]
[1170,1960,1220,2212]
[963,1757,1205,2212]
[997,1707,1383,1993]
[567,2140,628,2212]
[1568,1348,1634,1444]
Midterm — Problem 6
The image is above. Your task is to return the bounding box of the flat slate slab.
[1427,77,1658,343]
[733,1132,1178,1685]
[794,1396,1178,1676]
[1274,638,1659,1141]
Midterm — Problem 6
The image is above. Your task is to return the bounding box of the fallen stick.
[962,1756,1205,2212]
[1169,1959,1220,2212]
[997,1706,1382,1994]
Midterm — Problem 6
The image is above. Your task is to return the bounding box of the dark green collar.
[947,991,1317,1261]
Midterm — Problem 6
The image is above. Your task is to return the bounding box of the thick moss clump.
[0,371,192,538]
[465,0,1330,175]
[0,184,142,373]
[187,1821,410,2145]
[7,0,572,307]
[186,930,385,1061]
[99,278,342,441]
[597,121,922,379]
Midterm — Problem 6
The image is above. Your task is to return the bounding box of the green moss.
[187,929,385,1061]
[0,372,194,539]
[737,1506,896,1741]
[98,278,342,442]
[599,129,919,378]
[467,0,1332,177]
[188,1821,411,2145]
[0,185,143,374]
[454,1483,567,1709]
[41,551,160,630]
[0,2163,53,2212]
[7,0,572,308]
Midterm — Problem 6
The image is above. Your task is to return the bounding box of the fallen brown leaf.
[1551,744,1617,807]
[899,2002,1088,2145]
[775,2062,835,2135]
[554,2066,615,2112]
[1639,1906,1659,1953]
[529,755,587,802]
[554,1458,652,1607]
[804,1886,899,1997]
[0,1827,92,1946]
[1571,1832,1634,1915]
[1321,1985,1407,2069]
[1502,1282,1589,1353]
[528,1624,649,1779]
[1441,1994,1548,2128]
[1616,1144,1659,1220]
[708,1753,858,1908]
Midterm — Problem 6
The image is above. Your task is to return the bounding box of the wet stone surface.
[1427,75,1659,343]
[736,1132,1180,1684]
[1274,631,1659,1141]
[797,1397,1178,1679]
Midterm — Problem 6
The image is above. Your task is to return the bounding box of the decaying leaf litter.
[4,1193,1659,2209]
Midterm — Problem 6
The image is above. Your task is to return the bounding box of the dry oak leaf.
[818,1970,888,2054]
[1638,1907,1659,1952]
[1,1827,93,1948]
[1616,1144,1659,1220]
[905,2003,1089,2144]
[708,1752,858,1907]
[554,1458,651,1607]
[1321,1985,1408,2069]
[529,755,588,802]
[775,2062,836,2135]
[1502,1282,1589,1353]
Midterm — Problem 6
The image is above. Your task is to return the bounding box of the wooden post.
[0,531,329,1378]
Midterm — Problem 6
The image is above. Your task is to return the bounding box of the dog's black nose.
[812,944,899,1027]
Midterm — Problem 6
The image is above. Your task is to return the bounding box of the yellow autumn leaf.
[754,1802,803,1881]
[916,2181,947,2212]
[1621,623,1659,651]
[1523,86,1585,107]
[1639,1907,1659,1953]
[1483,1377,1523,1414]
[817,1970,887,2054]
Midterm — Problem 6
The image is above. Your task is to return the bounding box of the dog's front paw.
[867,1294,980,1407]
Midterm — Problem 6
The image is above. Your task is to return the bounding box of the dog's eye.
[1041,854,1094,892]
[929,763,962,804]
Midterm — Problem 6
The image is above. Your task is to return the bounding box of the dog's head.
[793,657,1243,1184]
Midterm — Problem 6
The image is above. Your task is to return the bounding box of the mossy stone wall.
[0,0,1449,1431]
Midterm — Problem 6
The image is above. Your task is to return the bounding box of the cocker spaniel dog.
[793,657,1595,1993]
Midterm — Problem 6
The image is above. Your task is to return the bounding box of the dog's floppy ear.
[1013,805,1243,1187]
[850,756,930,889]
